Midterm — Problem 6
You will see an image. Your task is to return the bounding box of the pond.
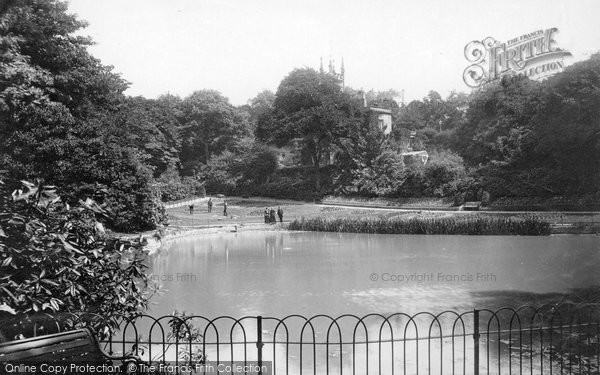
[141,232,600,373]
[149,231,600,317]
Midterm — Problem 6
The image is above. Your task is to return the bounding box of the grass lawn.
[165,197,598,233]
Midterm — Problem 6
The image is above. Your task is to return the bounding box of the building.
[275,59,426,167]
[369,107,392,135]
[320,57,345,89]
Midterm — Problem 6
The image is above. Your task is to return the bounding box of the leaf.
[59,237,83,254]
[41,279,59,286]
[0,303,16,315]
[1,257,12,267]
[49,298,60,311]
[0,286,18,303]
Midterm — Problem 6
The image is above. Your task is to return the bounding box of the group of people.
[264,206,283,223]
[190,198,282,222]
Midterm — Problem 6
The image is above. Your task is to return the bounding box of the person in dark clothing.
[189,204,194,215]
[223,200,228,216]
[277,206,283,222]
[269,208,276,223]
[264,208,269,224]
[207,198,213,213]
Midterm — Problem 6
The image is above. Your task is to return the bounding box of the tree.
[246,90,275,134]
[179,90,249,175]
[455,75,543,166]
[393,91,468,151]
[422,149,467,197]
[198,139,278,194]
[529,54,600,195]
[352,149,405,196]
[114,96,181,177]
[0,0,166,232]
[269,68,363,191]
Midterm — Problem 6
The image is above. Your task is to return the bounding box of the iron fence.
[1,303,599,374]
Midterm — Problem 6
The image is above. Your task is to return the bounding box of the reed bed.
[288,215,551,235]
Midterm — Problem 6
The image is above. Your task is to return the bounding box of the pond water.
[141,232,599,373]
[149,231,600,317]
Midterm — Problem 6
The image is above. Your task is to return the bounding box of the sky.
[66,0,600,106]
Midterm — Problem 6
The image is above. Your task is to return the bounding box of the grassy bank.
[288,215,551,235]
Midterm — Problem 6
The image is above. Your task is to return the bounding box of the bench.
[0,328,138,372]
[462,201,481,211]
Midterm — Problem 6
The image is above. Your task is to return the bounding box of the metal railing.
[2,303,599,374]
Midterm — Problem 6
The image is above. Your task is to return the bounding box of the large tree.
[453,55,600,197]
[113,96,181,177]
[179,90,249,175]
[0,0,165,231]
[528,54,600,195]
[267,68,364,190]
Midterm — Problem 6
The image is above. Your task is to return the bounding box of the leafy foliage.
[0,0,168,232]
[179,90,250,175]
[352,150,405,196]
[264,68,365,191]
[198,140,279,195]
[0,179,153,329]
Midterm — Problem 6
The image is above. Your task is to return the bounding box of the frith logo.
[463,28,572,88]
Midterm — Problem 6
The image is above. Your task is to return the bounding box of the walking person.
[207,198,213,213]
[277,206,283,223]
[189,204,194,215]
[269,207,276,223]
[223,199,228,217]
[264,208,269,224]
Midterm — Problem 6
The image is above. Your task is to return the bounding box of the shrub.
[422,150,467,197]
[155,168,205,202]
[353,150,406,197]
[0,179,153,335]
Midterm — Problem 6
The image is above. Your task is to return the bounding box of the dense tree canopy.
[179,90,250,175]
[1,0,598,228]
[263,68,366,190]
[0,0,164,231]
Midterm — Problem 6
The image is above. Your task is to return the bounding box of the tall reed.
[288,215,551,235]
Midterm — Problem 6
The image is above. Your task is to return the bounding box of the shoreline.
[142,220,598,256]
[142,222,288,255]
[125,197,599,254]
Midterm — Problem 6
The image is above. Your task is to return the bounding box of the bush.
[353,150,406,197]
[105,183,166,232]
[155,169,205,202]
[422,150,467,197]
[246,176,317,201]
[0,179,153,334]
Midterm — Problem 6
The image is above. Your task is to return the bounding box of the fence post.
[257,315,264,375]
[473,309,480,375]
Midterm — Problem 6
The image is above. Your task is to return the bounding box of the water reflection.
[149,232,600,318]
